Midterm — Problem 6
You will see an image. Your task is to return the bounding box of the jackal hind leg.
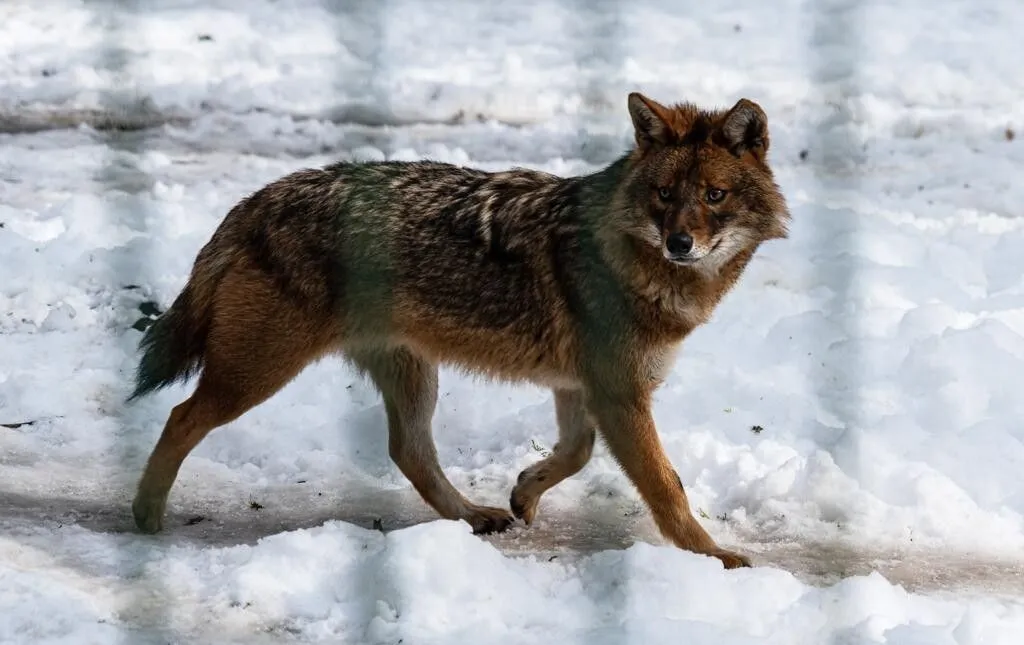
[133,261,335,534]
[352,347,515,534]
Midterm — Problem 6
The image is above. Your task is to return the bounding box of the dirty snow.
[2,0,1023,643]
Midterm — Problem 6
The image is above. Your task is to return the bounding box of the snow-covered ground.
[2,0,1024,643]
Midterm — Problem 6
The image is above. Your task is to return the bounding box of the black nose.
[666,232,694,256]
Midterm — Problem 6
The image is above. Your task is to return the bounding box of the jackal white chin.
[662,245,712,265]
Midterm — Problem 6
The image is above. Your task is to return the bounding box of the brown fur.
[129,92,790,569]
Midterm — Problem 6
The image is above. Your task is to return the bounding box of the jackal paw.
[464,505,516,535]
[509,485,539,526]
[509,465,548,525]
[705,548,752,569]
[132,496,165,534]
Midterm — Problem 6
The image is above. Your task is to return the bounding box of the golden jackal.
[129,92,789,569]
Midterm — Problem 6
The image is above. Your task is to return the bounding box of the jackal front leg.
[585,388,751,569]
[510,388,596,524]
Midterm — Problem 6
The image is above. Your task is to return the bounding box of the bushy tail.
[127,281,213,402]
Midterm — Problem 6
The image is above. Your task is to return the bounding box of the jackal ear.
[719,98,769,158]
[628,92,673,148]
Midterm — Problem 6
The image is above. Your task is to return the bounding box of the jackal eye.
[706,188,727,204]
[657,187,672,201]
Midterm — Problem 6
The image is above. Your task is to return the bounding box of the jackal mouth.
[667,254,698,265]
[664,238,722,265]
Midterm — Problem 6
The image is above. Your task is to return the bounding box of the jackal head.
[617,92,790,271]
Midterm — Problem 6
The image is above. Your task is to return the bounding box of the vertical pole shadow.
[564,0,630,642]
[808,0,865,535]
[572,0,629,167]
[320,0,406,641]
[95,0,172,641]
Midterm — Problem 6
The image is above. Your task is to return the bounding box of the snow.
[2,0,1024,643]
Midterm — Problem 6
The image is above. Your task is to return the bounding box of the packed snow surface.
[2,0,1023,643]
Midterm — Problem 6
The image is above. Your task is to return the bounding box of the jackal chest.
[638,345,680,389]
[629,288,709,346]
